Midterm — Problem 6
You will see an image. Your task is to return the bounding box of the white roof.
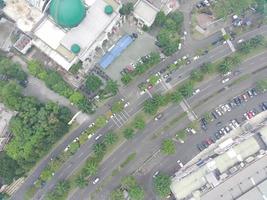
[259,126,267,145]
[171,137,261,199]
[34,18,66,49]
[219,138,233,149]
[61,0,118,56]
[134,0,159,27]
[3,0,43,32]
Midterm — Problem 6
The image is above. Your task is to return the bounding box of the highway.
[11,14,267,200]
[66,51,267,200]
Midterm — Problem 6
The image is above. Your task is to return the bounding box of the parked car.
[251,88,258,96]
[154,113,163,121]
[215,132,222,140]
[197,143,205,151]
[166,77,172,83]
[93,177,100,184]
[193,88,201,95]
[241,94,248,102]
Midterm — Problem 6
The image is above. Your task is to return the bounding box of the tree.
[0,58,27,85]
[111,101,124,113]
[143,94,166,115]
[179,81,194,98]
[153,11,167,27]
[93,142,106,158]
[153,173,171,197]
[75,174,88,188]
[46,180,70,200]
[103,132,118,146]
[83,158,99,177]
[85,75,103,92]
[133,116,145,130]
[95,115,107,128]
[128,185,145,200]
[190,69,204,82]
[121,176,137,190]
[105,80,119,95]
[161,139,176,155]
[123,128,135,139]
[69,92,84,104]
[119,3,134,15]
[170,90,182,103]
[0,152,23,184]
[110,188,124,200]
[121,74,132,85]
[200,62,214,74]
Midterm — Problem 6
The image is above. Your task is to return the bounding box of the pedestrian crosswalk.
[111,110,130,128]
[2,177,25,195]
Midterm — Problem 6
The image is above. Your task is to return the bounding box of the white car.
[177,160,184,168]
[237,39,244,44]
[193,88,200,95]
[178,43,182,50]
[153,171,159,178]
[223,71,232,76]
[124,102,130,108]
[93,177,100,184]
[232,119,240,127]
[221,78,230,83]
[224,104,231,112]
[215,108,222,116]
[95,134,102,141]
[193,55,200,61]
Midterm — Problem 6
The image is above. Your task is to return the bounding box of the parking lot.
[197,88,267,152]
[104,24,158,82]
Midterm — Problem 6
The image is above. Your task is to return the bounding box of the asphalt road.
[28,30,267,200]
[65,51,267,200]
[12,18,267,200]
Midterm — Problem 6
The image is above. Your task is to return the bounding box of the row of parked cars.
[197,119,240,151]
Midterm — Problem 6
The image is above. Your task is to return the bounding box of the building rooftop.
[170,137,261,199]
[3,0,43,32]
[49,0,86,28]
[201,155,267,200]
[60,0,119,60]
[133,0,159,27]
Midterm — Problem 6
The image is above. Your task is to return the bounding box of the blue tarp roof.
[99,35,134,69]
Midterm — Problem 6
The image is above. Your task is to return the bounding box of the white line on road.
[77,152,84,158]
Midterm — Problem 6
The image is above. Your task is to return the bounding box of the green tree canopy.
[153,172,171,197]
[119,3,134,15]
[110,188,124,200]
[0,152,23,184]
[123,128,135,139]
[85,75,103,92]
[133,116,145,130]
[161,139,176,155]
[104,80,119,95]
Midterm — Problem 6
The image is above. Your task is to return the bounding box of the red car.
[242,94,248,102]
[247,111,253,119]
[147,84,153,90]
[206,138,213,145]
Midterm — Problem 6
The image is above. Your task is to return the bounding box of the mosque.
[3,0,122,70]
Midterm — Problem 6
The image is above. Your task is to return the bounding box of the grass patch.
[120,153,136,168]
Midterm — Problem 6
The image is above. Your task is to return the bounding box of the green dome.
[104,5,113,15]
[71,44,80,54]
[49,0,86,28]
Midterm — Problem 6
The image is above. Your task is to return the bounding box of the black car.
[262,102,267,110]
[166,77,172,83]
[211,111,218,119]
[215,132,221,140]
[202,141,209,148]
[159,68,166,74]
[251,88,258,96]
[197,143,205,151]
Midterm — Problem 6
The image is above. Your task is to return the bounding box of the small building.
[133,0,179,27]
[0,103,15,151]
